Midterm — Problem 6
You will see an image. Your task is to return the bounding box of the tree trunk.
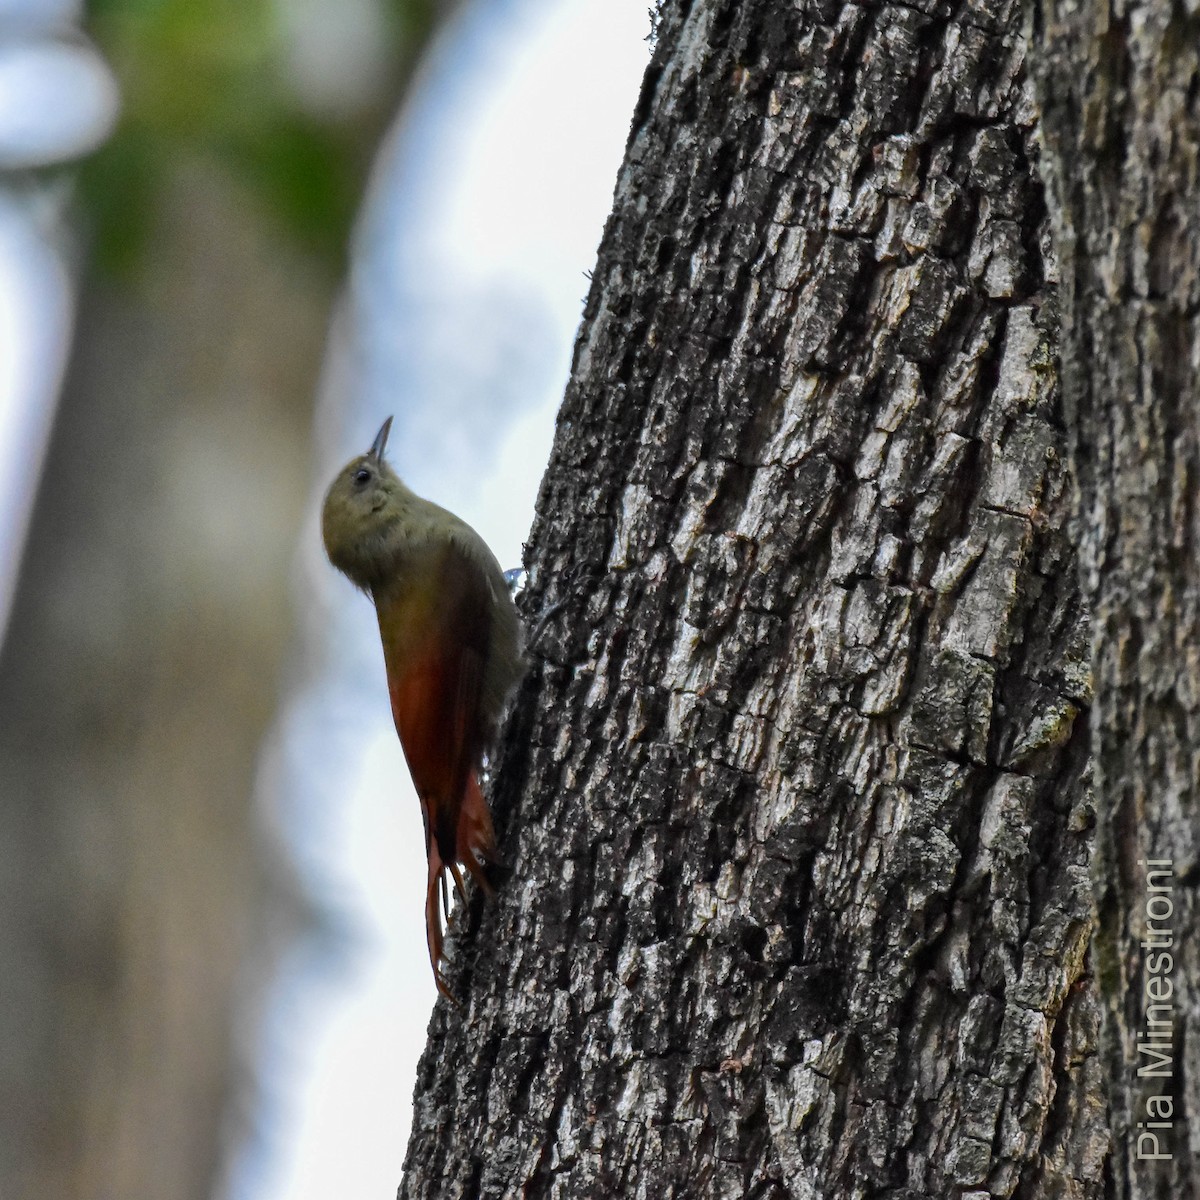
[1031,6,1200,1196]
[402,1,1109,1196]
[0,6,455,1197]
[0,169,325,1200]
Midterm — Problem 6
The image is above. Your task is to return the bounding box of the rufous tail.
[457,771,498,894]
[424,770,500,1001]
[425,839,453,1000]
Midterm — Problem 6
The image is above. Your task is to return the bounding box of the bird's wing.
[380,538,500,995]
[385,539,491,843]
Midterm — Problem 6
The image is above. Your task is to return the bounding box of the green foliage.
[80,0,434,276]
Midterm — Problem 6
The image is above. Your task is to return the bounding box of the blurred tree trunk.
[403,1,1109,1196]
[1032,7,1200,1197]
[0,171,325,1200]
[0,5,455,1199]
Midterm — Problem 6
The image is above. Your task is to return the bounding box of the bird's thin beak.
[368,416,393,462]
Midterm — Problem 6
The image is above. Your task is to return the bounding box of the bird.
[321,416,524,998]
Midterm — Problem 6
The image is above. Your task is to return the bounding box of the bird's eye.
[353,467,371,486]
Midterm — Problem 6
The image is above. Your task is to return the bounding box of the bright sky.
[231,3,652,1199]
[0,37,118,168]
[0,197,71,639]
[0,16,117,642]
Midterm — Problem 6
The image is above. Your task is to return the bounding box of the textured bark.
[402,1,1108,1197]
[1031,6,1200,1196]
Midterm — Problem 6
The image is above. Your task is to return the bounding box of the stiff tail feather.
[457,771,499,894]
[424,838,453,1001]
[424,770,500,1001]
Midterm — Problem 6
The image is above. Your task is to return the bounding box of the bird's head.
[321,416,410,589]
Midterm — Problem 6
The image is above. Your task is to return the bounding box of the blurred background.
[0,1,649,1197]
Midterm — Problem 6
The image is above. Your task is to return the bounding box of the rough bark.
[403,1,1108,1197]
[1031,6,1200,1196]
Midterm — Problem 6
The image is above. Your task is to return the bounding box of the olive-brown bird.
[322,417,524,998]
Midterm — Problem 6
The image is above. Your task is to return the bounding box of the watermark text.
[1135,858,1175,1163]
